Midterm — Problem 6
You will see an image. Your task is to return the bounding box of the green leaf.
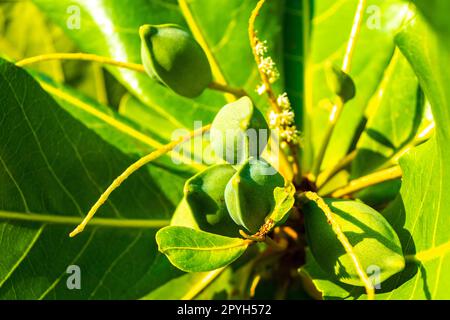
[377,10,450,300]
[0,58,187,299]
[32,0,284,128]
[351,49,425,177]
[306,10,450,300]
[156,226,249,272]
[412,0,450,40]
[142,247,260,300]
[141,270,225,300]
[269,184,296,225]
[348,48,431,207]
[118,93,179,140]
[301,249,362,299]
[0,2,64,81]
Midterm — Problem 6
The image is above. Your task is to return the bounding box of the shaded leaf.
[303,198,404,287]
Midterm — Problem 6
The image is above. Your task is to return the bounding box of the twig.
[328,165,402,198]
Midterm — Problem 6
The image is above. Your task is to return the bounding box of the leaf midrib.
[162,240,249,253]
[0,210,169,229]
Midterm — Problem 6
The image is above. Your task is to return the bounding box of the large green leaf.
[351,50,423,177]
[0,2,63,81]
[304,9,450,300]
[17,1,286,299]
[141,248,259,300]
[347,49,429,207]
[0,58,189,299]
[378,8,450,300]
[412,0,450,40]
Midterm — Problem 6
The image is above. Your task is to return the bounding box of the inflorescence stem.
[248,0,302,182]
[248,0,280,112]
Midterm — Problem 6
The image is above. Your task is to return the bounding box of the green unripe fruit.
[184,164,239,237]
[325,63,356,103]
[139,24,212,98]
[210,96,269,165]
[225,158,285,233]
[303,198,405,286]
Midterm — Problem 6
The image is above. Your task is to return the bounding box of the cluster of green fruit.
[184,96,286,237]
[139,23,406,289]
[139,23,287,236]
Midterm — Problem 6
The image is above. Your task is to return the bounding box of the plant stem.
[265,236,287,251]
[328,165,402,198]
[311,97,343,177]
[405,240,450,264]
[16,53,246,99]
[207,81,247,97]
[341,0,367,74]
[300,191,375,300]
[181,267,226,300]
[303,0,313,178]
[69,125,211,238]
[249,274,262,298]
[312,0,367,178]
[317,149,357,188]
[16,53,146,72]
[0,210,169,229]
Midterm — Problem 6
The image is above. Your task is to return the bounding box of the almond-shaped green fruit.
[184,164,239,237]
[210,96,269,165]
[325,63,356,103]
[225,158,284,233]
[303,198,405,287]
[140,24,212,98]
